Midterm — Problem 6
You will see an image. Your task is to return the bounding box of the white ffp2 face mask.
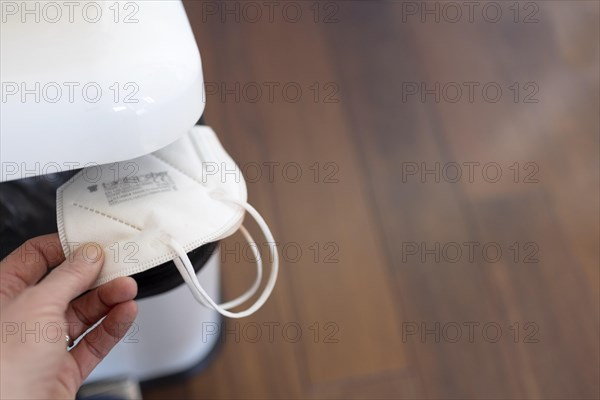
[56,126,278,318]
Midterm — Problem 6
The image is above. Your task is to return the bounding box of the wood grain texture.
[144,2,599,399]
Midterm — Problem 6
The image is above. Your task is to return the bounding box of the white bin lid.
[0,0,205,182]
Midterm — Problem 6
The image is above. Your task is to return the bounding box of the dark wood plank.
[321,1,599,398]
[143,1,599,398]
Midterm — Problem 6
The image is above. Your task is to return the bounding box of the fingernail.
[125,277,138,298]
[80,243,103,264]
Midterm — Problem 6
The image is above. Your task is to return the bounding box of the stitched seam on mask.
[56,184,72,257]
[150,153,204,186]
[72,203,142,231]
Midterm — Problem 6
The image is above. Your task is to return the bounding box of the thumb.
[34,243,104,306]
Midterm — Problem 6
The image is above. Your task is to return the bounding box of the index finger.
[0,234,65,302]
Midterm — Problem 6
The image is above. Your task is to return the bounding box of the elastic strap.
[168,200,278,319]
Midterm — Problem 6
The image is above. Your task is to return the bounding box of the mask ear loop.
[168,200,279,319]
[169,224,263,310]
[215,225,264,309]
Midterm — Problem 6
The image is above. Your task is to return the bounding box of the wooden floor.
[144,2,599,399]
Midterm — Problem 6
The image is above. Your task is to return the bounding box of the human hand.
[0,234,138,399]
